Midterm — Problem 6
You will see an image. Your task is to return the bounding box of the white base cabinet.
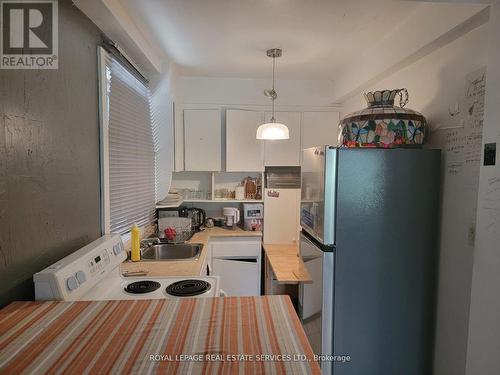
[212,258,260,296]
[209,237,261,296]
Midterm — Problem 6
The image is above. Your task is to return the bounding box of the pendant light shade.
[257,48,289,140]
[256,121,289,140]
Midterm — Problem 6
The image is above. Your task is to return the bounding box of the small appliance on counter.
[243,203,263,231]
[223,207,240,229]
[157,205,188,217]
[185,207,206,230]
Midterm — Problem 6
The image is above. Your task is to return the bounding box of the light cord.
[271,56,276,122]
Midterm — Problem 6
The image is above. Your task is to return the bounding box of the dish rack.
[159,230,196,244]
[158,217,195,243]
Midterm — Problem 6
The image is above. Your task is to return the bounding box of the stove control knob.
[113,244,122,255]
[66,276,78,291]
[75,271,86,284]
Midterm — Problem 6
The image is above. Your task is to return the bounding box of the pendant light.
[256,48,289,140]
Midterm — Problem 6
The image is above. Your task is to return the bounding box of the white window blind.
[98,46,155,235]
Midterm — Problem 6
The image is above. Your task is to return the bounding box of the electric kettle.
[186,207,206,230]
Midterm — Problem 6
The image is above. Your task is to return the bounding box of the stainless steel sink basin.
[140,243,203,261]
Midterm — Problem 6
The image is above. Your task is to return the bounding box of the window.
[98,46,155,235]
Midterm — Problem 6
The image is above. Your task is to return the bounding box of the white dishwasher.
[210,237,261,296]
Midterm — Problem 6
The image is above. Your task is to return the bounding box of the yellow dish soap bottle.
[131,224,141,262]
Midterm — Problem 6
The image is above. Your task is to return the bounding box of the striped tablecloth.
[0,296,320,374]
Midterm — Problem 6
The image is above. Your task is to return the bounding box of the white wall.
[341,23,489,375]
[177,77,337,107]
[466,3,500,375]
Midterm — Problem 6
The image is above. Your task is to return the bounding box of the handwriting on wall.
[445,68,486,176]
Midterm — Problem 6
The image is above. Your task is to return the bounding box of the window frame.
[97,46,155,236]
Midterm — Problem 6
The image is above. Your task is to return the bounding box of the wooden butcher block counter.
[120,227,262,277]
[263,244,312,284]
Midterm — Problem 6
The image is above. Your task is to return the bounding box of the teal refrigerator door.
[332,148,441,375]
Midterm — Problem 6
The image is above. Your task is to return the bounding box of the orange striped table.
[0,296,320,374]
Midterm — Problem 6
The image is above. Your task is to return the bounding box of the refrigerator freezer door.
[301,146,337,245]
[300,249,323,320]
[299,232,334,374]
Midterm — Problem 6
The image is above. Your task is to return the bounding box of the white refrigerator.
[263,188,301,244]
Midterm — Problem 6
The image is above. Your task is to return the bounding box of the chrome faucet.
[140,237,160,248]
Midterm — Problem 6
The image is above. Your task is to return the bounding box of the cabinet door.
[302,111,340,149]
[263,111,301,166]
[226,110,264,172]
[184,109,221,171]
[212,258,260,296]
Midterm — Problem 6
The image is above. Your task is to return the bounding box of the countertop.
[0,296,320,374]
[120,227,262,277]
[263,243,312,284]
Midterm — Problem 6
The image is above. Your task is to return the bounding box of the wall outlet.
[484,142,496,166]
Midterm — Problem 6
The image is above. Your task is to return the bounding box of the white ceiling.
[120,0,486,80]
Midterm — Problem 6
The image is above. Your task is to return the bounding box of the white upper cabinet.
[226,109,264,172]
[263,111,301,166]
[184,109,222,171]
[178,108,340,172]
[302,111,340,149]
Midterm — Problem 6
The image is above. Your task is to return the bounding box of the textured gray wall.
[0,0,102,307]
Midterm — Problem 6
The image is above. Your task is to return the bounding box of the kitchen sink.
[140,243,203,261]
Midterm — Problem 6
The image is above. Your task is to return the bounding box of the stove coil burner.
[125,280,161,294]
[165,279,211,297]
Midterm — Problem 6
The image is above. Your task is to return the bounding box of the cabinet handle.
[218,258,258,263]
